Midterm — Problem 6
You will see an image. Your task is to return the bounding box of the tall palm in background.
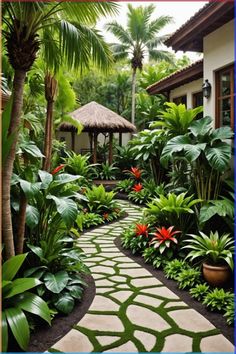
[2,1,118,258]
[106,4,173,126]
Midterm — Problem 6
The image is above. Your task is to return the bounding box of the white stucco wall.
[56,131,130,156]
[203,20,234,124]
[169,78,203,108]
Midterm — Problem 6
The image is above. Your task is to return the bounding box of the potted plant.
[183,231,234,287]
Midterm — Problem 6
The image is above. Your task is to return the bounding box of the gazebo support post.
[93,132,98,163]
[71,131,75,151]
[88,132,93,155]
[119,132,122,147]
[109,132,113,165]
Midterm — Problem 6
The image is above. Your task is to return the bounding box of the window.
[215,64,234,129]
[192,91,203,119]
[173,95,187,105]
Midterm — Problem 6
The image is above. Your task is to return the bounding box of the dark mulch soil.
[28,273,96,352]
[114,236,234,344]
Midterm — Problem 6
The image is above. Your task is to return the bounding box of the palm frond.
[105,21,133,45]
[149,49,175,64]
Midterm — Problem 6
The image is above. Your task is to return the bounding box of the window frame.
[172,94,187,105]
[215,64,235,129]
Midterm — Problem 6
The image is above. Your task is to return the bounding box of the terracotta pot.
[202,262,231,287]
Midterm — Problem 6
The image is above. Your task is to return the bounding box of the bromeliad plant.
[64,152,96,185]
[149,226,181,259]
[115,179,134,193]
[2,253,51,351]
[99,163,119,180]
[121,223,150,254]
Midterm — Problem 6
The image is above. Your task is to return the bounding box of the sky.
[97,1,208,61]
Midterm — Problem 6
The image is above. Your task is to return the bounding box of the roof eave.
[164,2,234,53]
[147,60,203,95]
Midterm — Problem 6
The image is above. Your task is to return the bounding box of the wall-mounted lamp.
[202,79,211,98]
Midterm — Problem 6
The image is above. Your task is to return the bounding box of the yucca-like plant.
[145,192,201,233]
[183,231,234,270]
[85,184,117,213]
[152,102,203,136]
[64,152,96,182]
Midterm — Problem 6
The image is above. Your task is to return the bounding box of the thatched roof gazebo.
[59,101,136,164]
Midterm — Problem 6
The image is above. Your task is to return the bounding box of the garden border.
[114,236,234,344]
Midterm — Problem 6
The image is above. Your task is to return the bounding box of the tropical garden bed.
[2,1,234,352]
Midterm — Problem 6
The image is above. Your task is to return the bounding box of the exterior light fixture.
[202,79,211,98]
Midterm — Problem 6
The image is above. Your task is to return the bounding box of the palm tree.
[2,2,118,258]
[106,4,173,126]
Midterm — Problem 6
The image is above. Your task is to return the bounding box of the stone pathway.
[51,200,234,353]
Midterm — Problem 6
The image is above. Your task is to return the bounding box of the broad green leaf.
[44,271,69,293]
[189,116,212,136]
[5,278,41,298]
[53,173,82,185]
[66,284,83,299]
[199,199,234,225]
[38,170,53,188]
[2,253,27,281]
[2,311,8,352]
[46,195,78,228]
[16,291,51,325]
[26,205,40,229]
[5,307,29,351]
[205,142,231,172]
[211,126,234,142]
[54,292,75,314]
[20,142,44,158]
[27,244,44,260]
[20,180,41,198]
[160,135,206,167]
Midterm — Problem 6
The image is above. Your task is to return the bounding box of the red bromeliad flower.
[130,167,142,180]
[103,212,109,220]
[132,183,143,192]
[51,164,65,175]
[135,223,149,237]
[150,226,181,248]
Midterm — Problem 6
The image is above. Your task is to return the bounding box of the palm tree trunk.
[131,68,137,127]
[43,100,54,171]
[15,192,27,254]
[2,69,27,259]
[43,73,58,172]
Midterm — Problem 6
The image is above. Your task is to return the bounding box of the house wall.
[56,131,130,155]
[169,78,203,108]
[203,19,234,125]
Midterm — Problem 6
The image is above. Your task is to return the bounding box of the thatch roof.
[59,101,136,133]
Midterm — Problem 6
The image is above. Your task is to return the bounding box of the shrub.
[143,247,165,269]
[163,259,189,280]
[76,212,104,231]
[64,152,96,182]
[224,299,235,326]
[177,268,201,290]
[145,192,201,233]
[121,226,149,254]
[99,163,119,180]
[203,289,234,312]
[128,188,151,205]
[189,283,210,301]
[115,179,134,193]
[2,254,51,351]
[26,234,88,315]
[85,184,118,213]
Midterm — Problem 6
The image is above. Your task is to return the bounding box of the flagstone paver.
[51,200,234,353]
